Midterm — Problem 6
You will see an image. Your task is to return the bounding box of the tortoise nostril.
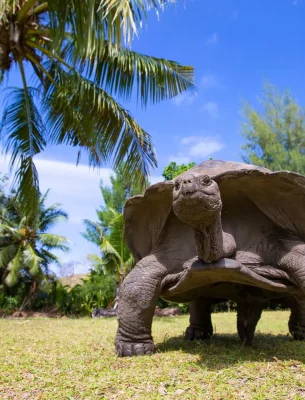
[188,180,191,183]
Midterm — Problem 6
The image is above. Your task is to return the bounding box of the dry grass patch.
[0,311,305,399]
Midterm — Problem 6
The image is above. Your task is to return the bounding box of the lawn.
[0,311,305,399]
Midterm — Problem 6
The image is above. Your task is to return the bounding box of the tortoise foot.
[237,321,256,345]
[185,326,213,341]
[289,324,305,341]
[115,340,155,357]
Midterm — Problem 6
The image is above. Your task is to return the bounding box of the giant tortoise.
[115,160,305,356]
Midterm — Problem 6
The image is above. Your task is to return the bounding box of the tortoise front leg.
[185,297,222,340]
[115,255,167,357]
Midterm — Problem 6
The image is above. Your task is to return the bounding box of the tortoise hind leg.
[185,297,223,341]
[237,302,264,345]
[281,296,305,340]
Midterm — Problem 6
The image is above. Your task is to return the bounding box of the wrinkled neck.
[193,213,224,263]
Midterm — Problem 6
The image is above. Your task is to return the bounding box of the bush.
[55,272,116,316]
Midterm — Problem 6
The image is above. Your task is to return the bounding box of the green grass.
[1,311,305,399]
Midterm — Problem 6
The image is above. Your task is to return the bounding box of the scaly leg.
[237,301,264,345]
[115,255,167,357]
[185,297,223,340]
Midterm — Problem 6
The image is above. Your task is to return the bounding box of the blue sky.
[0,0,305,274]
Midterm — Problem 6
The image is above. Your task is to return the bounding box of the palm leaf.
[82,219,104,246]
[44,69,156,185]
[0,86,46,214]
[54,35,194,107]
[5,247,23,286]
[47,0,170,59]
[0,244,18,268]
[0,87,45,164]
[38,204,68,232]
[91,42,194,106]
[0,1,18,24]
[38,248,60,264]
[101,238,121,262]
[99,0,170,45]
[23,243,42,276]
[0,223,22,238]
[38,233,70,251]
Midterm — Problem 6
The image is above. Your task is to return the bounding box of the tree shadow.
[156,332,305,370]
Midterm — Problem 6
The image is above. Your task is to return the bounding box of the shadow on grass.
[156,333,305,369]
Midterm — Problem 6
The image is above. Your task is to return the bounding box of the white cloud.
[169,135,225,164]
[185,136,225,158]
[168,154,192,164]
[204,33,219,46]
[201,102,219,118]
[200,74,222,89]
[0,156,161,269]
[172,92,196,107]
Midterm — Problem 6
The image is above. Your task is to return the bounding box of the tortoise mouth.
[173,190,222,212]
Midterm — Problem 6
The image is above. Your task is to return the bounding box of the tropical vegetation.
[0,188,70,310]
[0,0,194,217]
[241,83,305,173]
[162,161,196,180]
[82,164,142,310]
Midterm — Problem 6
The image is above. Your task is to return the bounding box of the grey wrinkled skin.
[116,160,305,356]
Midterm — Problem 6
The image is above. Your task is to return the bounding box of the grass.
[0,311,305,399]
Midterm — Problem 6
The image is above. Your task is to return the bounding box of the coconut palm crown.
[0,0,194,215]
[0,189,70,286]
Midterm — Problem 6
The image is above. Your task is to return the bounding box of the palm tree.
[87,209,133,284]
[0,0,194,215]
[0,190,70,292]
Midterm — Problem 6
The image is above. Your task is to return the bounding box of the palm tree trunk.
[0,24,10,71]
[20,280,38,310]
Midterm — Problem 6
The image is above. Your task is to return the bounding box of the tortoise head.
[172,173,222,228]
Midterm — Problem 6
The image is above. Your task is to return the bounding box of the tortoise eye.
[174,180,180,190]
[200,176,212,186]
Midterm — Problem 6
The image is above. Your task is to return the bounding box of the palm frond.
[47,0,169,60]
[86,253,105,272]
[99,0,170,45]
[38,233,70,252]
[0,223,21,237]
[23,243,42,276]
[82,219,104,246]
[38,248,60,264]
[5,247,23,286]
[0,0,18,24]
[91,43,194,106]
[54,35,194,107]
[0,85,46,214]
[0,87,45,164]
[12,156,40,214]
[0,244,18,268]
[107,212,130,261]
[38,205,68,232]
[44,69,156,185]
[124,254,135,275]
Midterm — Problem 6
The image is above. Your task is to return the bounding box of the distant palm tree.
[87,208,134,284]
[0,190,70,291]
[0,0,194,215]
